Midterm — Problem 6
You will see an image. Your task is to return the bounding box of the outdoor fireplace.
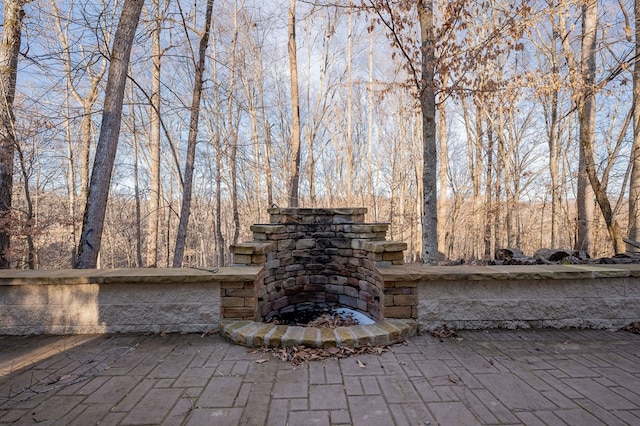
[229,208,407,323]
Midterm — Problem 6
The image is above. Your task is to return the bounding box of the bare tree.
[75,0,145,268]
[145,0,167,267]
[288,0,302,207]
[0,0,29,269]
[173,0,214,267]
[418,0,438,264]
[629,0,640,247]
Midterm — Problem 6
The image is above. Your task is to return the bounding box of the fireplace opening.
[266,307,375,327]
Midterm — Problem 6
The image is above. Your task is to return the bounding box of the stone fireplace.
[228,208,408,323]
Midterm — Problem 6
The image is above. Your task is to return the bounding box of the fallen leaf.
[255,359,268,364]
[357,359,366,368]
[448,375,457,384]
[327,347,340,355]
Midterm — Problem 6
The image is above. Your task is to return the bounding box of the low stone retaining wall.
[0,268,258,335]
[1,264,638,336]
[379,264,640,330]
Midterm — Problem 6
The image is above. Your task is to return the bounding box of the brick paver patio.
[1,329,639,425]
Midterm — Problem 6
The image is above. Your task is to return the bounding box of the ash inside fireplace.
[267,307,374,328]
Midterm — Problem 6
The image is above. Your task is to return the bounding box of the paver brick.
[310,384,347,410]
[121,388,183,425]
[197,376,242,408]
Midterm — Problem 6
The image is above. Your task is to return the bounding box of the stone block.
[368,252,383,262]
[320,328,338,347]
[384,306,412,318]
[338,249,353,257]
[334,327,355,347]
[268,233,290,241]
[349,325,374,346]
[309,275,329,284]
[302,327,320,347]
[338,294,358,308]
[252,324,276,346]
[329,275,348,285]
[224,288,254,298]
[382,251,404,261]
[326,293,339,303]
[344,286,359,298]
[233,254,252,264]
[357,299,368,311]
[222,307,255,319]
[351,240,364,250]
[272,296,289,310]
[250,224,287,234]
[359,291,374,303]
[252,255,267,264]
[393,294,417,306]
[385,287,411,295]
[348,258,361,267]
[282,326,305,347]
[284,285,304,296]
[265,325,288,346]
[277,239,295,251]
[326,284,344,294]
[265,259,280,270]
[311,255,332,264]
[303,284,325,293]
[222,297,246,308]
[384,295,394,306]
[296,239,316,250]
[353,250,368,258]
[296,276,310,285]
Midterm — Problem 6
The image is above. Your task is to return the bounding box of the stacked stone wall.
[229,208,407,322]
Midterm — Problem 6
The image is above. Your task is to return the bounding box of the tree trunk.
[417,0,438,264]
[579,4,624,254]
[578,0,624,254]
[629,0,640,247]
[131,109,143,268]
[346,1,354,205]
[74,0,144,269]
[146,0,162,267]
[437,72,448,258]
[367,12,375,216]
[548,75,560,248]
[0,0,27,269]
[173,0,214,267]
[287,0,302,207]
[575,2,596,254]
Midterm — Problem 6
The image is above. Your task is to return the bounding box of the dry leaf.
[357,359,366,368]
[327,347,340,355]
[255,359,268,364]
[448,375,457,384]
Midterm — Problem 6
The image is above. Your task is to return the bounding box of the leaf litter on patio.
[619,321,640,334]
[249,343,397,365]
[427,325,464,342]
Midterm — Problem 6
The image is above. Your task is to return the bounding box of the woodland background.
[0,0,637,269]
